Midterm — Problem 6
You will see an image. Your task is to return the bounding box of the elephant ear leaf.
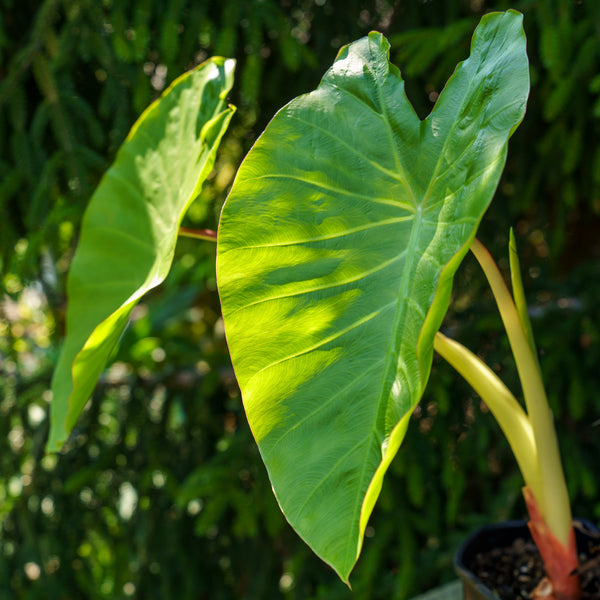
[216,11,528,582]
[48,58,236,452]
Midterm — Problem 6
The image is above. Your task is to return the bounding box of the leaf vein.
[226,250,407,317]
[244,304,396,389]
[227,217,413,252]
[285,113,406,186]
[248,172,415,212]
[267,357,387,454]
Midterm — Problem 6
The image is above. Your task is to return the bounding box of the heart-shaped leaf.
[217,11,528,582]
[48,58,235,452]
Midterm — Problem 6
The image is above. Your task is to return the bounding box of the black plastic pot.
[454,519,600,600]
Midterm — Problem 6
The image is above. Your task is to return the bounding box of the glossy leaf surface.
[49,58,235,451]
[217,11,528,581]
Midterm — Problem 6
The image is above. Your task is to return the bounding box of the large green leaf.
[217,11,528,582]
[48,58,235,452]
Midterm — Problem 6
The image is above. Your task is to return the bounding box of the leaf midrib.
[339,47,427,566]
[341,205,425,567]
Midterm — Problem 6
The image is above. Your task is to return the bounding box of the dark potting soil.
[468,527,600,599]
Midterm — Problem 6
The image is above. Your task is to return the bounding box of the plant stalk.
[178,227,217,242]
[469,238,579,599]
[469,238,572,546]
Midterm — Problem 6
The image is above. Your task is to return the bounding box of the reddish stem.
[179,227,217,241]
[523,487,580,600]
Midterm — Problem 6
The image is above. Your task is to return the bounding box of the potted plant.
[454,518,600,599]
[48,9,598,599]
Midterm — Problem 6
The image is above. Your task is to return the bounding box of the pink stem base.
[523,487,580,600]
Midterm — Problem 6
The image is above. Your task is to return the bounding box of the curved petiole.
[433,331,541,498]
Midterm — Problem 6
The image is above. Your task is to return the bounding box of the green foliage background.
[1,0,599,598]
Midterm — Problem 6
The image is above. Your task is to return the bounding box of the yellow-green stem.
[470,238,571,546]
[433,331,540,495]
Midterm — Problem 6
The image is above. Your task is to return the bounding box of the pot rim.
[454,518,599,600]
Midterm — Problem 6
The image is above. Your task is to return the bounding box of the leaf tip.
[45,424,66,455]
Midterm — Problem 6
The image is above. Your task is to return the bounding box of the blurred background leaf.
[1,0,600,598]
